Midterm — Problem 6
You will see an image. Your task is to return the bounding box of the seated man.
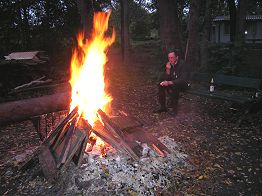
[154,51,189,115]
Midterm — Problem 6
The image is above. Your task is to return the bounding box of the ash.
[64,136,189,195]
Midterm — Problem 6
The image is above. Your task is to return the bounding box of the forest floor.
[0,41,262,195]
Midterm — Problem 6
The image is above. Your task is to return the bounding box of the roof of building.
[5,51,40,60]
[213,15,262,22]
[2,51,49,66]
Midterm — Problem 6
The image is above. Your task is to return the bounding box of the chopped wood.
[118,110,144,128]
[57,118,77,167]
[42,106,78,146]
[38,144,59,181]
[19,107,170,181]
[51,122,71,150]
[36,109,90,179]
[18,146,41,171]
[73,135,89,166]
[150,144,165,157]
[96,110,170,158]
[35,107,94,179]
[110,116,143,133]
[97,109,140,160]
[92,121,126,154]
[60,128,87,171]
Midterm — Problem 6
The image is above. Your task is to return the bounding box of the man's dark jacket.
[158,59,190,86]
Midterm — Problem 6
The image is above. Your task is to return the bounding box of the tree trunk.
[0,92,70,126]
[17,5,24,50]
[236,0,247,45]
[43,0,51,50]
[185,0,201,70]
[120,0,129,64]
[228,0,248,74]
[228,0,236,43]
[157,0,182,55]
[200,0,212,70]
[22,6,30,49]
[76,0,94,39]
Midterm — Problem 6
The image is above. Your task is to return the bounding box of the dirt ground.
[0,43,261,195]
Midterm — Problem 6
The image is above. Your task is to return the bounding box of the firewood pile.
[24,107,170,181]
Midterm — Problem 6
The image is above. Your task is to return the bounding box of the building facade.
[211,15,262,43]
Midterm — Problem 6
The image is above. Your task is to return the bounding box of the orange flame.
[69,12,115,126]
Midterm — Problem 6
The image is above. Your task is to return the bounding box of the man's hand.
[160,81,173,86]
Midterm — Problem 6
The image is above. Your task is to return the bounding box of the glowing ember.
[69,12,115,126]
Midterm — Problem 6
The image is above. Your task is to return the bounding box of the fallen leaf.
[214,163,223,169]
[197,175,208,180]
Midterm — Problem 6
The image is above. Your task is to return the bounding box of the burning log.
[20,107,171,181]
[0,92,70,126]
[38,127,88,180]
[92,121,127,155]
[97,109,170,158]
[38,107,91,180]
[97,109,141,160]
[45,107,78,146]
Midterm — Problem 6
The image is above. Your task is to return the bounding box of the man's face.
[168,52,177,65]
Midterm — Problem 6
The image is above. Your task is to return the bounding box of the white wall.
[245,21,262,43]
[211,20,262,43]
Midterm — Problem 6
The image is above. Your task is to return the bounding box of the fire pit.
[64,136,189,195]
[34,12,171,181]
[37,106,171,181]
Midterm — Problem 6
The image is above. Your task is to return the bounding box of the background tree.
[76,0,93,39]
[247,0,262,14]
[228,0,237,42]
[110,0,157,42]
[0,0,81,55]
[0,0,261,76]
[185,0,201,69]
[129,1,156,40]
[226,0,248,45]
[156,0,182,55]
[199,0,212,70]
[236,0,247,45]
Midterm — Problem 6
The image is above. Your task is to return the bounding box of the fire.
[69,12,115,126]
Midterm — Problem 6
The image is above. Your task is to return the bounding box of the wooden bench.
[184,72,262,125]
[186,72,261,105]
